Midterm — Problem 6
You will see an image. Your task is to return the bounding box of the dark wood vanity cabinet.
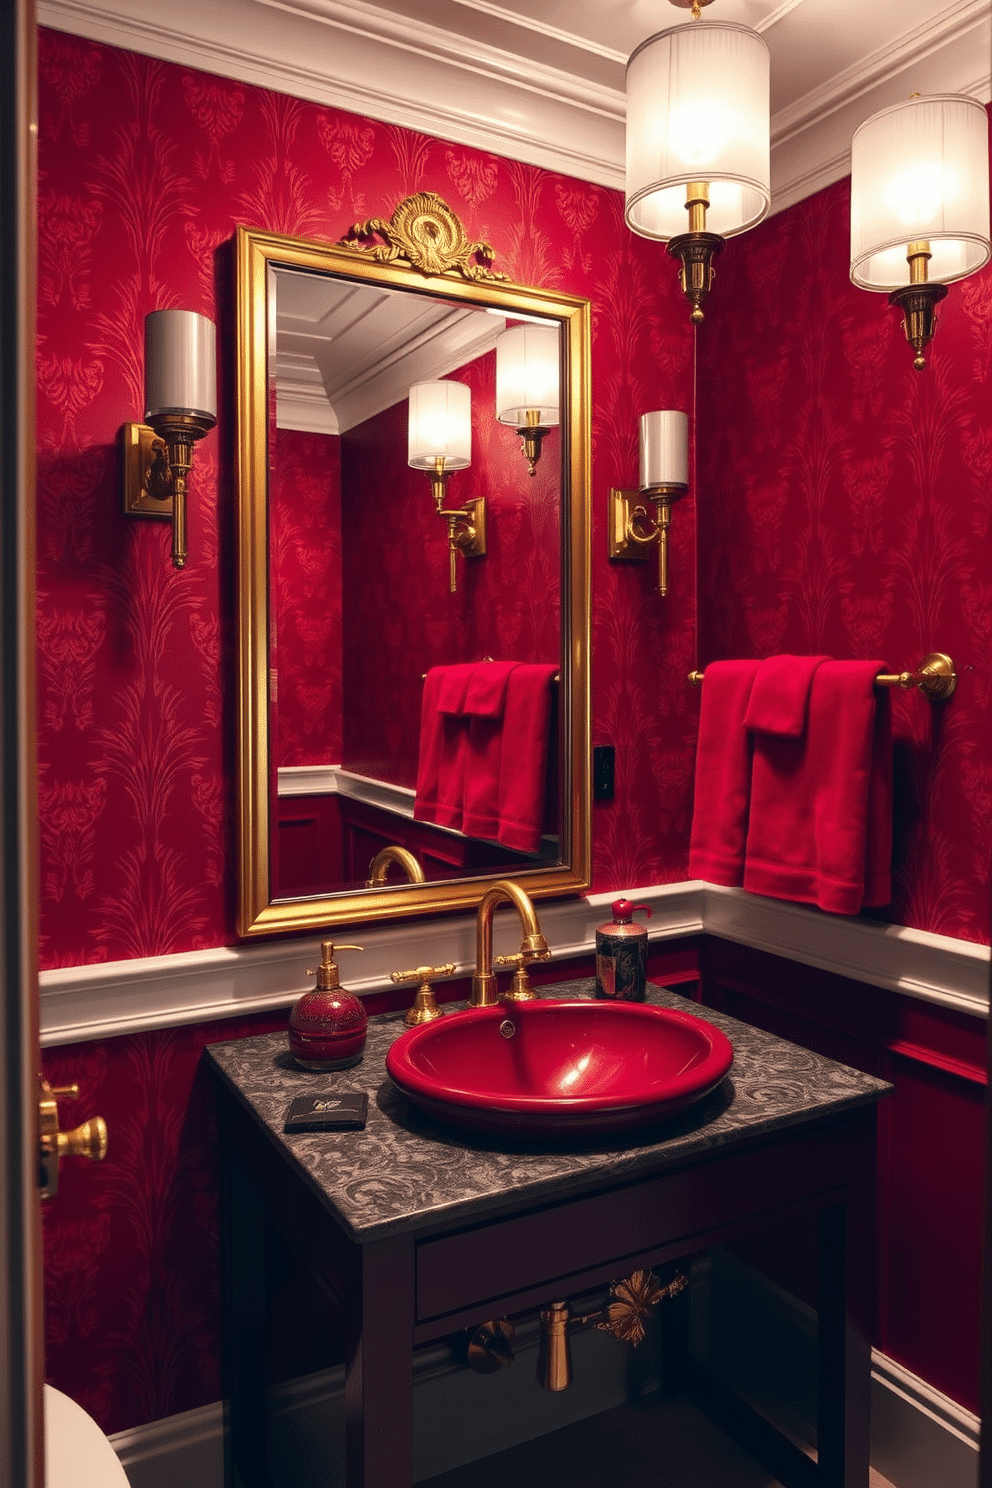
[208,982,890,1488]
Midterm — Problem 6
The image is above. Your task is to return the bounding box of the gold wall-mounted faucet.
[471,880,550,1007]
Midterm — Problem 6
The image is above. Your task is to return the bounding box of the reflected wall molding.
[40,0,991,216]
[39,881,989,1046]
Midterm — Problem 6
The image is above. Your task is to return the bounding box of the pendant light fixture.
[850,94,991,370]
[624,0,770,323]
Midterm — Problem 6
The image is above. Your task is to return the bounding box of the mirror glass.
[236,212,590,937]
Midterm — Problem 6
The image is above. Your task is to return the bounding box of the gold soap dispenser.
[288,942,368,1071]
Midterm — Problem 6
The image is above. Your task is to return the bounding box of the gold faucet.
[471,880,551,1007]
[366,845,426,889]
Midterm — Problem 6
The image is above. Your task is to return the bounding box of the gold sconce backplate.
[456,497,487,558]
[608,488,649,563]
[122,421,172,517]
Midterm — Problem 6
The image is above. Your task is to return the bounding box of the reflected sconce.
[407,380,487,594]
[850,94,991,371]
[122,310,217,568]
[625,0,770,323]
[608,411,689,596]
[495,324,560,476]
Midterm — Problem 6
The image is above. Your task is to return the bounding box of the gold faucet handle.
[392,963,456,1027]
[494,954,538,1003]
[391,962,456,986]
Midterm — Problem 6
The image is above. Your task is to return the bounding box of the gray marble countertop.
[206,979,891,1245]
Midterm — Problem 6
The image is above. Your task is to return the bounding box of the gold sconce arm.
[422,457,487,594]
[517,410,552,477]
[667,182,725,325]
[123,412,215,569]
[889,241,947,372]
[608,484,687,596]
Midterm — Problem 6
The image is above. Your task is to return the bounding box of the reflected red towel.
[688,660,761,886]
[743,660,892,914]
[496,664,558,853]
[744,654,830,736]
[462,663,519,840]
[413,663,476,829]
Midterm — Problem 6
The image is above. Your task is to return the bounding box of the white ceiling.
[41,0,990,212]
[273,268,506,433]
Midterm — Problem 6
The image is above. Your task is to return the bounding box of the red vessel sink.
[386,999,734,1136]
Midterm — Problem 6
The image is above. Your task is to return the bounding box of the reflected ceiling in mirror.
[235,204,591,937]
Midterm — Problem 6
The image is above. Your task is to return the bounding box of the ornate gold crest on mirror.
[234,195,591,937]
[337,191,506,282]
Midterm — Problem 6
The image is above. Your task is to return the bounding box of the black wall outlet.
[593,745,615,801]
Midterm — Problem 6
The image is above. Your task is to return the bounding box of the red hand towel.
[743,660,892,914]
[463,662,516,719]
[496,664,558,854]
[688,660,761,886]
[744,654,830,737]
[462,663,519,841]
[413,664,476,829]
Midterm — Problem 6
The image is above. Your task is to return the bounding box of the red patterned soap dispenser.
[595,899,652,1001]
[288,942,368,1071]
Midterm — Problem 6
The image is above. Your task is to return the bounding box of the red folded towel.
[462,663,519,840]
[744,654,830,737]
[464,661,516,718]
[688,660,762,886]
[413,663,476,829]
[496,664,559,853]
[743,659,892,914]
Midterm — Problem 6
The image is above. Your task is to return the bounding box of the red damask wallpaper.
[271,429,343,768]
[341,351,561,786]
[35,23,992,1444]
[696,163,992,943]
[36,27,696,974]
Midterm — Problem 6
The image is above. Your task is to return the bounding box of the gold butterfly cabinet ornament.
[580,1268,688,1345]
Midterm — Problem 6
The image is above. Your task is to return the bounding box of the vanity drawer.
[415,1121,858,1325]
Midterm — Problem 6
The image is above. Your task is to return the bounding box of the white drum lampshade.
[625,22,770,242]
[407,381,472,470]
[640,411,689,490]
[495,325,560,427]
[144,309,217,423]
[850,94,991,291]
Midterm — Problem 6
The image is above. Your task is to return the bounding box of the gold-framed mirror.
[235,198,591,937]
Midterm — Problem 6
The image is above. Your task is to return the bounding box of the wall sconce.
[850,94,991,370]
[608,411,689,596]
[407,380,487,594]
[122,309,217,568]
[495,324,560,476]
[625,1,770,323]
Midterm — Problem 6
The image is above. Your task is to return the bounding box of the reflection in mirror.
[235,212,590,937]
[270,269,562,899]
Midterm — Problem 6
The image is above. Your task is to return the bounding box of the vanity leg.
[221,1145,274,1488]
[345,1233,415,1488]
[817,1116,874,1488]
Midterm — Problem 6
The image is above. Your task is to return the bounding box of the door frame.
[0,0,43,1482]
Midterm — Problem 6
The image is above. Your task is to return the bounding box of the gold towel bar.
[421,668,561,683]
[688,652,957,702]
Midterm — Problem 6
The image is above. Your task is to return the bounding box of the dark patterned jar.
[595,899,652,1002]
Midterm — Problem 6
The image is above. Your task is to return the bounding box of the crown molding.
[253,0,623,117]
[39,0,991,212]
[770,0,991,146]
